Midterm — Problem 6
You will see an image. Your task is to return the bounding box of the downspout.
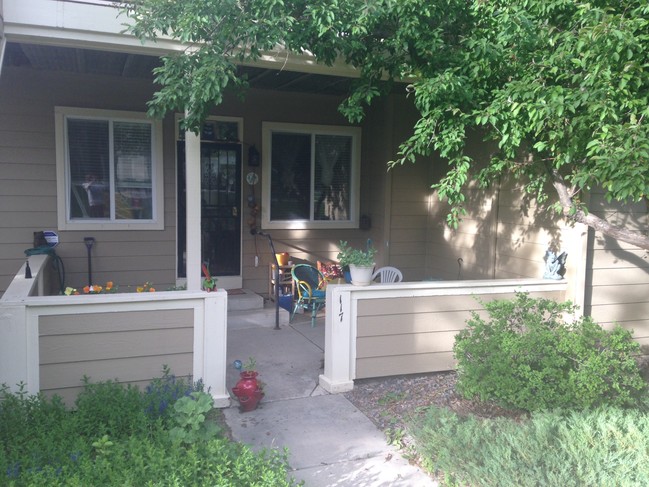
[382,96,394,265]
[184,114,202,291]
[491,178,501,279]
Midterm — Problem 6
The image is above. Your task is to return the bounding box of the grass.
[407,394,649,486]
[0,373,299,486]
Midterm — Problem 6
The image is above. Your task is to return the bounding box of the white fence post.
[319,285,355,393]
[0,304,39,395]
[198,291,230,407]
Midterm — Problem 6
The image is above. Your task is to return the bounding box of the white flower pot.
[349,264,375,286]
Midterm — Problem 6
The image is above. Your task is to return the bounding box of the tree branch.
[549,168,649,250]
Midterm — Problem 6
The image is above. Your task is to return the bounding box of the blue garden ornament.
[233,359,243,370]
[543,250,567,280]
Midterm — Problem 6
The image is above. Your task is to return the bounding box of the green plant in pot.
[337,240,377,286]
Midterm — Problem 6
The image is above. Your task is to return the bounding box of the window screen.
[67,118,153,221]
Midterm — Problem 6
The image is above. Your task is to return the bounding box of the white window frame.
[261,122,361,230]
[55,107,164,231]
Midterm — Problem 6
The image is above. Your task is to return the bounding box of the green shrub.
[74,376,151,439]
[410,406,649,487]
[169,391,220,445]
[453,293,646,411]
[1,375,298,486]
[143,364,204,423]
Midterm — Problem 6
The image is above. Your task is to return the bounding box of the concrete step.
[227,289,264,311]
[228,303,291,330]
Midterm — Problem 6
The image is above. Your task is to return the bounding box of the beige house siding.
[425,179,499,281]
[237,91,419,293]
[355,289,565,379]
[0,61,417,296]
[39,308,194,404]
[0,66,177,295]
[585,190,649,348]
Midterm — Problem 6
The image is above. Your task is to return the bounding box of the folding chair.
[291,264,327,327]
[372,266,403,283]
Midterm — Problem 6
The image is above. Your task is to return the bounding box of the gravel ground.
[344,370,520,430]
[343,370,524,474]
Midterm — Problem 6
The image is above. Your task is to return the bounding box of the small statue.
[543,250,567,280]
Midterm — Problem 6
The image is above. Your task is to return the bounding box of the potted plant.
[337,240,377,286]
[231,357,265,412]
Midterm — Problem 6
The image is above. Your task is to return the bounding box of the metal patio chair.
[371,266,403,283]
[291,264,327,327]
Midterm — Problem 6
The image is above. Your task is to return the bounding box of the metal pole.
[251,229,281,330]
[265,234,281,330]
[84,237,95,286]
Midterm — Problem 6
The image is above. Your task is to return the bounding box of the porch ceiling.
[3,42,405,96]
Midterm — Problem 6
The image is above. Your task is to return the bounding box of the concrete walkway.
[223,311,437,486]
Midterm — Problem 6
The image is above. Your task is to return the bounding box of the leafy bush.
[453,293,646,411]
[74,376,150,438]
[143,364,204,422]
[410,406,649,487]
[169,391,220,445]
[0,374,298,486]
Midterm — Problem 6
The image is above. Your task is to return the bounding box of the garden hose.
[24,246,66,294]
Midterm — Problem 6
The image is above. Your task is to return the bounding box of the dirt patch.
[343,370,525,476]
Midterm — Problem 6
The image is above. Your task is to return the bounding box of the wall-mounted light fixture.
[248,145,260,167]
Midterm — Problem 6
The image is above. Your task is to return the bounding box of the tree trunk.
[550,170,649,250]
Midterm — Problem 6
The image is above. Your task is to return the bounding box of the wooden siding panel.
[40,380,152,406]
[38,308,194,404]
[356,352,455,379]
[0,67,178,296]
[590,284,649,306]
[40,354,193,391]
[354,287,567,379]
[40,354,192,405]
[40,329,193,363]
[391,201,428,216]
[497,205,565,228]
[357,331,457,358]
[588,249,649,269]
[590,302,649,324]
[357,310,476,336]
[590,235,648,251]
[357,293,516,317]
[599,320,649,339]
[591,268,649,285]
[40,309,193,335]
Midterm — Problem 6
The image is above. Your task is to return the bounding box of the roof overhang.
[2,0,361,78]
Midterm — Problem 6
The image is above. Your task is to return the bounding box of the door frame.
[175,114,244,289]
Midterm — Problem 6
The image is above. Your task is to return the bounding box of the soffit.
[3,42,406,96]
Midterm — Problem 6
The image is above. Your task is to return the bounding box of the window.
[262,122,361,229]
[55,107,164,230]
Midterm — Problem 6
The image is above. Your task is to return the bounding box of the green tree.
[122,0,649,249]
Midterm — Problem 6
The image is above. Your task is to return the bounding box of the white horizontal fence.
[319,278,568,393]
[1,254,54,300]
[0,261,230,407]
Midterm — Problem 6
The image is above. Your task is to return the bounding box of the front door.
[177,142,242,287]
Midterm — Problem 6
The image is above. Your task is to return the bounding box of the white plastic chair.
[371,266,403,283]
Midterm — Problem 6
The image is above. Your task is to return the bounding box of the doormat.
[226,288,246,295]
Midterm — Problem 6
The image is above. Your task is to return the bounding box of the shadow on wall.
[425,141,566,281]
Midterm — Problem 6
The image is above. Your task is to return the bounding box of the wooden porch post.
[185,118,202,291]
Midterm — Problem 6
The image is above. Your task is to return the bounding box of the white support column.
[319,285,355,393]
[185,123,202,291]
